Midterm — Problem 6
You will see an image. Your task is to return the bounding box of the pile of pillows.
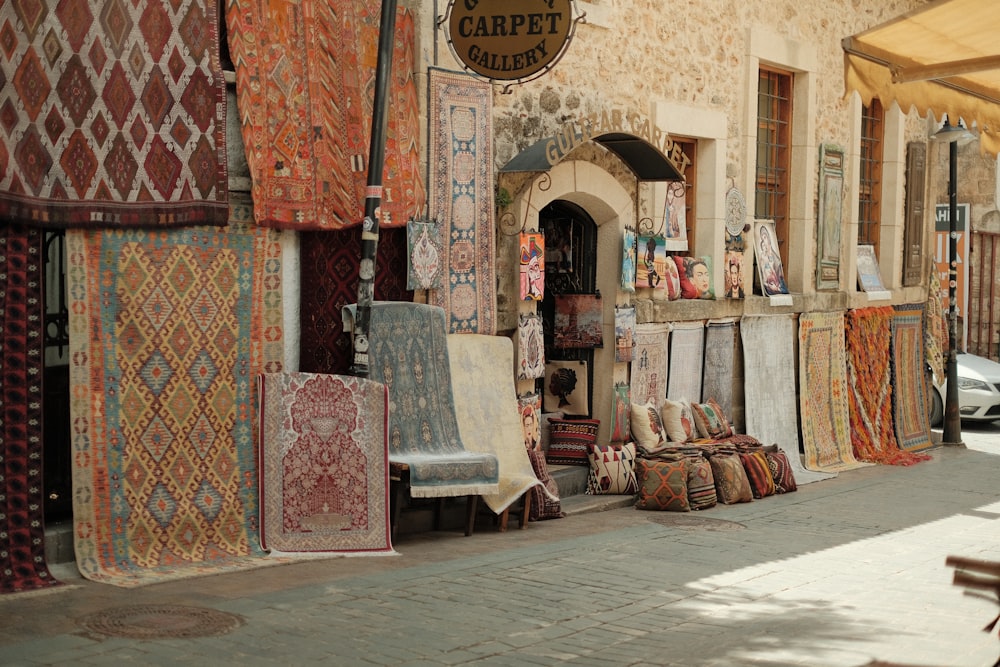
[658,256,714,301]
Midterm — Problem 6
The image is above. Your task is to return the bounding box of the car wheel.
[928,388,944,427]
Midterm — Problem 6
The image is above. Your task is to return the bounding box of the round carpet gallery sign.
[446,0,577,82]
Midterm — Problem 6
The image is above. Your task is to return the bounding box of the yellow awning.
[843,0,1000,155]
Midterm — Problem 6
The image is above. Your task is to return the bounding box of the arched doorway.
[539,200,598,417]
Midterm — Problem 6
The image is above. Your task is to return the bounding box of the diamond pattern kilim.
[68,193,284,587]
[0,0,228,227]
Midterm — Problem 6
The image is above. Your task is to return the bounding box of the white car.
[928,352,1000,426]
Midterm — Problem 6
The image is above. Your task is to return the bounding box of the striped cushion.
[634,458,689,511]
[546,419,599,466]
[739,450,776,498]
[685,458,717,510]
[763,446,798,494]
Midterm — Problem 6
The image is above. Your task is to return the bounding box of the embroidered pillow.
[527,449,565,520]
[674,255,714,300]
[660,398,697,443]
[663,256,682,300]
[739,450,776,499]
[691,398,733,440]
[763,445,798,494]
[546,418,600,466]
[586,442,638,495]
[686,457,717,510]
[629,401,665,452]
[634,458,689,511]
[708,454,753,504]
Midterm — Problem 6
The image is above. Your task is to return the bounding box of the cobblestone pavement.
[3,423,1000,667]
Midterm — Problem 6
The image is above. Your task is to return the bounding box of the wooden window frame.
[859,98,884,256]
[755,67,792,268]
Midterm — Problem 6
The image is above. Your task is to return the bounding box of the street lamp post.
[933,116,970,447]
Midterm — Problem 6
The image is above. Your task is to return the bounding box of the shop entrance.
[539,199,598,417]
[42,230,72,524]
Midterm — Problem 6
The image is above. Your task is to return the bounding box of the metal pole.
[350,0,399,378]
[942,137,964,446]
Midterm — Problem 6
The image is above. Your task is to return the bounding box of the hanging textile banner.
[519,232,545,301]
[407,220,443,290]
[615,306,636,363]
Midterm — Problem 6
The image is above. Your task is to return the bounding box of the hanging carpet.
[427,68,496,334]
[667,321,705,403]
[298,227,411,376]
[0,226,60,594]
[342,302,499,498]
[0,0,228,227]
[741,314,834,485]
[702,318,736,418]
[258,372,393,554]
[68,194,285,587]
[799,312,870,473]
[846,307,930,466]
[447,335,548,514]
[226,2,424,229]
[890,304,935,453]
[631,323,670,406]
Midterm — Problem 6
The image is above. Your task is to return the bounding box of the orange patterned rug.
[68,194,284,586]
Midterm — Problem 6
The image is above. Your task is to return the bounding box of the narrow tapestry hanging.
[637,231,667,290]
[621,225,637,292]
[609,382,631,443]
[615,306,636,363]
[407,220,443,290]
[664,181,688,251]
[520,232,545,301]
[517,312,545,380]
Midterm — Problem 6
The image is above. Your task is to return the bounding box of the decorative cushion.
[527,449,565,520]
[634,458,689,511]
[587,442,638,495]
[763,446,798,494]
[663,256,682,300]
[629,401,665,451]
[691,398,733,440]
[546,418,600,466]
[739,450,776,498]
[539,411,565,452]
[660,398,697,443]
[685,458,717,510]
[674,255,715,300]
[708,454,753,504]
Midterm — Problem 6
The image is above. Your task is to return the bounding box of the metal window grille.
[755,68,792,266]
[859,99,883,253]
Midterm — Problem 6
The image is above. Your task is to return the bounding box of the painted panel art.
[615,306,636,363]
[544,360,589,416]
[520,232,545,301]
[621,225,637,292]
[554,294,604,349]
[754,220,789,296]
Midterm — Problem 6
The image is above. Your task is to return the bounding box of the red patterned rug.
[68,194,285,586]
[427,68,496,334]
[891,305,934,453]
[298,226,411,375]
[0,226,60,594]
[0,0,228,227]
[846,307,930,466]
[226,1,424,229]
[258,373,392,554]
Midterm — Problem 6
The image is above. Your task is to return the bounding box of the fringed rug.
[925,270,948,386]
[68,194,285,587]
[702,318,736,418]
[741,315,834,485]
[891,305,935,453]
[226,2,424,229]
[0,0,228,227]
[447,335,546,514]
[799,312,869,472]
[342,302,499,498]
[668,321,705,403]
[847,307,930,466]
[258,373,392,554]
[631,324,670,406]
[427,68,496,334]
[298,227,411,375]
[0,226,60,594]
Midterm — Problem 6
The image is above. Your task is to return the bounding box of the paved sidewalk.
[3,424,1000,667]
